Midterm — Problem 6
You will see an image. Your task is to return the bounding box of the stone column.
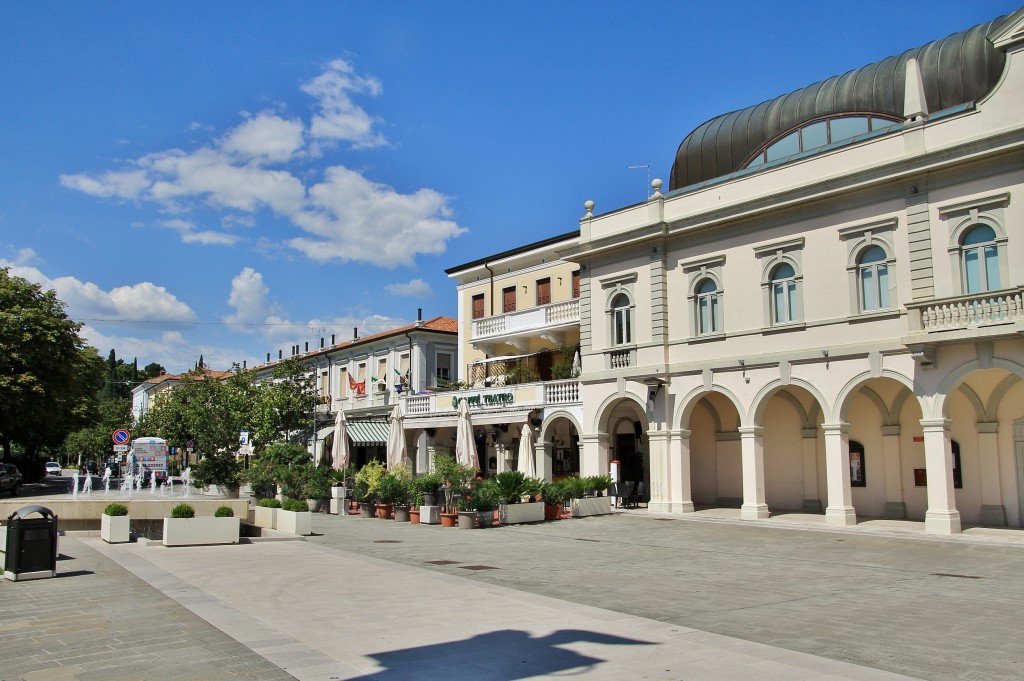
[823,422,857,526]
[977,422,1007,526]
[414,430,430,475]
[739,426,769,520]
[647,430,670,511]
[539,441,554,482]
[580,433,610,478]
[668,429,694,513]
[801,427,821,513]
[920,418,961,534]
[881,425,906,519]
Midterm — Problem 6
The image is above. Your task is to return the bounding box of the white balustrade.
[910,287,1023,332]
[544,380,580,404]
[471,299,580,340]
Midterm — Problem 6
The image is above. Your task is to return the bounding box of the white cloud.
[301,58,386,149]
[288,166,465,267]
[60,58,465,266]
[0,263,197,323]
[224,267,282,330]
[219,113,305,164]
[385,278,432,298]
[5,247,41,267]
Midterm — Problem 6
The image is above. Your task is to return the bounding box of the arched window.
[695,278,720,335]
[858,245,890,311]
[745,115,900,168]
[610,293,632,345]
[961,225,1000,293]
[770,263,798,324]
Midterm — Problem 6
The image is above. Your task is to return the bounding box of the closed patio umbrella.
[331,409,350,472]
[455,399,477,470]
[516,424,537,478]
[386,404,406,470]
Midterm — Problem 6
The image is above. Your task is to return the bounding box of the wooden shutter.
[536,278,551,305]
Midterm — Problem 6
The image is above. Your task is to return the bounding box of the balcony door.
[536,278,551,306]
[503,286,517,313]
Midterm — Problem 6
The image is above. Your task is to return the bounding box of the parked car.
[0,463,22,496]
[45,461,62,476]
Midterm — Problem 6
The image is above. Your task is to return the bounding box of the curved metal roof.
[668,16,1010,191]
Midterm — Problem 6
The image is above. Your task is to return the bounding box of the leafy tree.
[62,397,132,465]
[0,268,105,459]
[141,362,165,379]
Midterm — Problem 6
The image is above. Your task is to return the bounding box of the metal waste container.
[4,505,59,581]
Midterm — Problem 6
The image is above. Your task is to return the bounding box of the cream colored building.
[568,11,1024,534]
[401,234,583,477]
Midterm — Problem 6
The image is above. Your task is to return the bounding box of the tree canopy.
[0,267,105,459]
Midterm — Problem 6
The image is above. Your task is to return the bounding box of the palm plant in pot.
[473,479,499,528]
[541,480,567,520]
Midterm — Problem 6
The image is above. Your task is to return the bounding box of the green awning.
[346,419,390,446]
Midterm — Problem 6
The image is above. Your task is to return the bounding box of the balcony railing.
[401,379,582,417]
[906,287,1024,332]
[471,299,580,340]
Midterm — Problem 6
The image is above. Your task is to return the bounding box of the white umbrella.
[455,399,477,470]
[331,409,350,472]
[386,404,406,470]
[516,424,537,478]
[572,348,581,377]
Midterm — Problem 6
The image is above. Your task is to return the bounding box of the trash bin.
[4,505,59,581]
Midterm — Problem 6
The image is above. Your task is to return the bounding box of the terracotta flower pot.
[544,504,562,521]
[376,503,393,520]
[409,509,421,525]
[439,512,458,527]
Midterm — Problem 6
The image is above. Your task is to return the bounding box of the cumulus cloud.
[224,267,283,330]
[301,58,386,149]
[385,278,432,298]
[59,58,464,266]
[0,262,197,324]
[288,167,465,267]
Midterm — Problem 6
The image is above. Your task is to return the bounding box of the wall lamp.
[643,377,666,401]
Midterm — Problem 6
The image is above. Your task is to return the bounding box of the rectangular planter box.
[101,514,130,543]
[163,516,240,546]
[277,509,312,535]
[499,501,544,525]
[571,496,612,517]
[253,506,277,529]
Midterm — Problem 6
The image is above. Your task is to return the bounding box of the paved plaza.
[2,509,1023,680]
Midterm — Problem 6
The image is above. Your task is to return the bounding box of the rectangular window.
[861,267,876,311]
[319,370,329,399]
[436,352,452,383]
[339,367,348,398]
[536,278,551,306]
[984,245,1000,290]
[572,271,580,299]
[399,353,410,387]
[472,293,485,319]
[502,286,517,313]
[376,358,387,390]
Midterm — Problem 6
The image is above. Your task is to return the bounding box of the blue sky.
[1,1,1017,373]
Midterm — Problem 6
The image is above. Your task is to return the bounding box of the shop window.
[849,440,866,487]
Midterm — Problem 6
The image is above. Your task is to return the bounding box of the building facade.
[399,234,583,478]
[566,11,1024,534]
[254,315,458,470]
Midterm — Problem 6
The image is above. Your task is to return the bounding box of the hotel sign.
[452,392,514,409]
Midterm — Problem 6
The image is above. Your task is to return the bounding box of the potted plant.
[355,460,387,517]
[378,472,408,521]
[491,471,545,524]
[473,479,498,528]
[163,503,240,546]
[277,498,313,535]
[101,502,130,543]
[571,475,614,517]
[254,498,281,529]
[433,453,475,526]
[353,477,374,517]
[541,481,566,521]
[303,465,333,512]
[415,471,442,507]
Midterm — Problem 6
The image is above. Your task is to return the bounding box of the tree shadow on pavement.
[341,628,655,680]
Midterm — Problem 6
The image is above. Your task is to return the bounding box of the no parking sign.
[112,429,131,445]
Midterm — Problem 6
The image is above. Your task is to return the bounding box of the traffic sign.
[113,444,129,452]
[112,429,131,445]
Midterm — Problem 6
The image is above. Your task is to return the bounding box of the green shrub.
[540,481,566,506]
[214,505,234,517]
[377,472,408,505]
[561,476,588,499]
[355,459,388,500]
[170,503,195,519]
[281,499,307,512]
[257,498,281,508]
[586,475,613,496]
[104,503,129,517]
[493,470,528,503]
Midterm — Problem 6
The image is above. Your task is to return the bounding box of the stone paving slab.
[89,536,916,681]
[0,535,292,681]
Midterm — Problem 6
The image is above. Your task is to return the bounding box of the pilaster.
[823,422,857,526]
[920,418,962,534]
[738,426,769,520]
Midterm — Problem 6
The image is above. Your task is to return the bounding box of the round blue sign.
[112,429,131,445]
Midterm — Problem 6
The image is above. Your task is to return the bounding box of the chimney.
[320,337,325,349]
[417,307,422,321]
[267,353,271,363]
[331,334,335,345]
[353,327,358,339]
[278,350,283,360]
[305,341,309,353]
[243,360,246,369]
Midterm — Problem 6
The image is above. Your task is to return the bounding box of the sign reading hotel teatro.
[452,392,514,409]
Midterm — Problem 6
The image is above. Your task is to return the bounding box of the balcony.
[402,379,581,421]
[905,287,1024,341]
[471,299,580,344]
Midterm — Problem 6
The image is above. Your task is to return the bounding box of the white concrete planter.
[101,514,130,543]
[571,496,612,517]
[499,501,544,525]
[162,516,240,546]
[253,506,277,529]
[277,509,312,535]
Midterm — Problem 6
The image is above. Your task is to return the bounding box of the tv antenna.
[627,164,651,198]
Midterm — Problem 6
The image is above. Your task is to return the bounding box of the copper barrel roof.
[668,15,1010,191]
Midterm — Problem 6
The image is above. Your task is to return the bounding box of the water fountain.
[150,473,157,495]
[82,471,93,496]
[71,471,79,499]
[102,466,112,495]
[181,467,192,498]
